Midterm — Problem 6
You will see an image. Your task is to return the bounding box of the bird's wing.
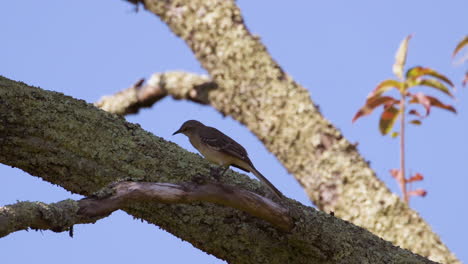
[199,126,252,166]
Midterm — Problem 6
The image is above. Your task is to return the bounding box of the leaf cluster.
[353,35,456,135]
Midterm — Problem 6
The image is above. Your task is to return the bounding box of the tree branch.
[95,72,216,115]
[79,181,293,231]
[115,0,459,262]
[0,76,436,263]
[0,181,292,238]
[0,200,81,238]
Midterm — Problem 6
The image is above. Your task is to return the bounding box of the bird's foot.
[210,167,222,181]
[192,173,207,184]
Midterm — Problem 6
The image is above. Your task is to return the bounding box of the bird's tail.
[251,166,283,199]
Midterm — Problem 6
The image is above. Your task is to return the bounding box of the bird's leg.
[191,173,207,184]
[211,165,229,181]
[219,166,229,176]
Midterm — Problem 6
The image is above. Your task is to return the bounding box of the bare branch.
[0,181,291,238]
[95,72,215,115]
[79,181,292,231]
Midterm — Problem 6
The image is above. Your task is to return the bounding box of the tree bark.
[0,76,436,263]
[94,1,458,262]
[95,72,215,115]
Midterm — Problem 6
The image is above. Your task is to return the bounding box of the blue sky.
[1,1,467,263]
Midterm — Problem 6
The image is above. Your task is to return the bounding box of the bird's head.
[172,120,204,136]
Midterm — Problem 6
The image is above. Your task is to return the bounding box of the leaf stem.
[400,93,408,204]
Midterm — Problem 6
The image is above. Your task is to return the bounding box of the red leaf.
[407,172,424,183]
[406,66,454,87]
[352,96,398,122]
[463,72,468,87]
[379,105,400,135]
[368,79,403,98]
[408,189,427,197]
[410,93,457,115]
[390,169,403,181]
[409,92,431,116]
[425,95,457,114]
[408,109,424,118]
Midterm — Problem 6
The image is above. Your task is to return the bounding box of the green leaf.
[453,36,468,58]
[406,66,454,87]
[393,35,412,80]
[368,79,403,98]
[413,78,454,97]
[409,120,422,125]
[352,96,397,122]
[379,105,400,135]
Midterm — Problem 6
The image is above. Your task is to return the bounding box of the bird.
[173,120,283,198]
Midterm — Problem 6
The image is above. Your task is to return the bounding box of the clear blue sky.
[1,1,467,263]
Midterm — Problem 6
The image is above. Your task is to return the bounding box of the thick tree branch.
[0,76,436,263]
[117,0,459,262]
[0,181,292,238]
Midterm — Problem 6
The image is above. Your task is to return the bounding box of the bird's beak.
[172,128,182,136]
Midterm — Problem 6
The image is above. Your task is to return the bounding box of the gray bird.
[173,120,283,198]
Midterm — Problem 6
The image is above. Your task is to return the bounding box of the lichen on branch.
[0,76,436,263]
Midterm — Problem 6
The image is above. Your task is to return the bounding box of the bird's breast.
[189,136,234,166]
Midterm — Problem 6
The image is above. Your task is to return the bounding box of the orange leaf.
[409,120,422,125]
[406,66,454,87]
[368,79,403,98]
[407,172,424,183]
[393,35,412,80]
[453,36,468,58]
[408,189,427,197]
[352,96,397,122]
[379,105,400,135]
